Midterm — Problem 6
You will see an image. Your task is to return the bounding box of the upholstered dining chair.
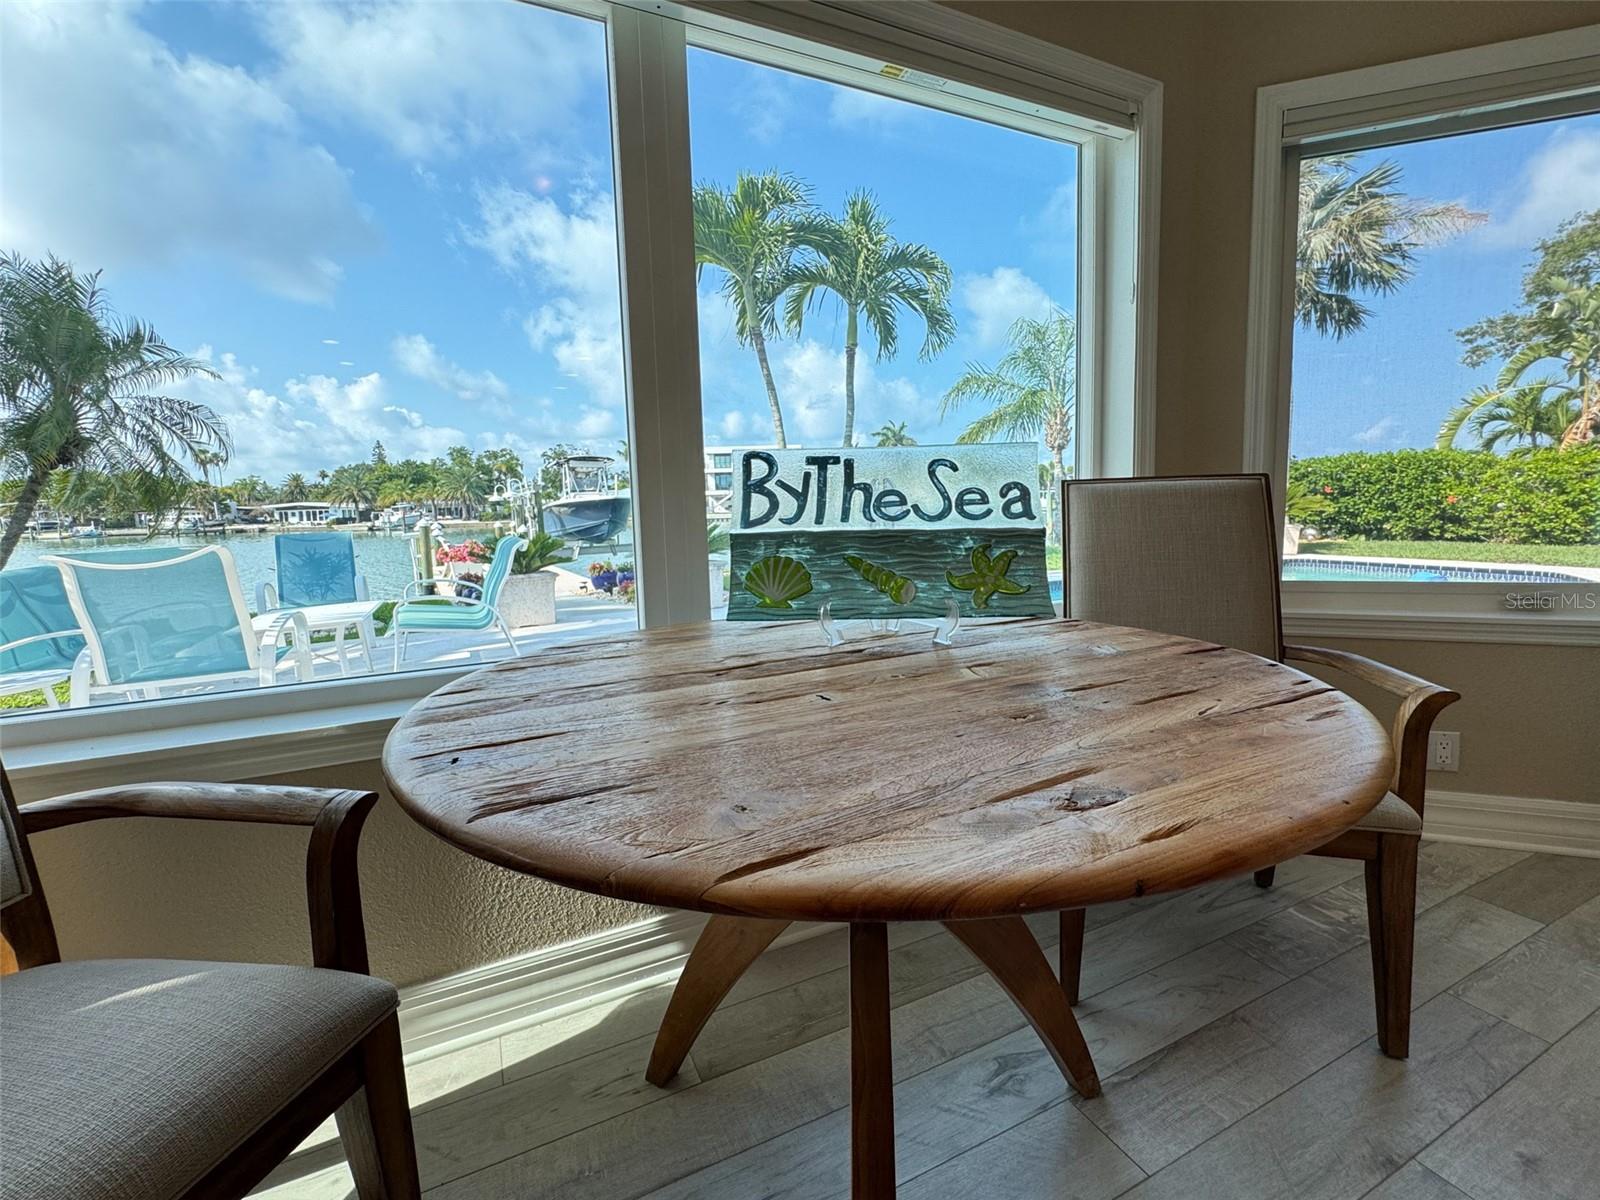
[1056,474,1459,1059]
[0,761,421,1199]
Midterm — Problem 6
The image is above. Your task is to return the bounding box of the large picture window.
[1246,32,1600,641]
[0,0,634,715]
[1285,116,1600,587]
[687,44,1081,609]
[0,0,1156,763]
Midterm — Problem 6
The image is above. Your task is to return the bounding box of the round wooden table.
[383,618,1394,1198]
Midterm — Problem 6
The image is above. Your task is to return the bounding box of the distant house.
[704,445,782,521]
[258,501,334,526]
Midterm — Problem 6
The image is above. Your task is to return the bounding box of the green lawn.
[1299,540,1600,568]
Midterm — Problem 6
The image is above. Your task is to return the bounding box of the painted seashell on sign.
[743,554,814,609]
[843,554,917,604]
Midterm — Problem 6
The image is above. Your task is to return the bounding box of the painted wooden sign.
[726,443,1053,621]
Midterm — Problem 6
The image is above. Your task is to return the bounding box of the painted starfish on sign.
[946,543,1030,610]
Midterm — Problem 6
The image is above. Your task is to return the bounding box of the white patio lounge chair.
[256,531,382,676]
[44,546,313,707]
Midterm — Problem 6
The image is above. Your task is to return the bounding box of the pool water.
[1042,556,1583,603]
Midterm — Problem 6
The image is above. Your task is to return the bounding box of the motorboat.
[543,456,630,545]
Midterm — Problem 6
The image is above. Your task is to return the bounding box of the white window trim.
[1243,24,1600,648]
[7,0,1162,790]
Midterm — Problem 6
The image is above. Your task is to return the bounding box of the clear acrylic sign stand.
[817,598,960,648]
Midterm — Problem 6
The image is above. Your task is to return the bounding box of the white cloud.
[829,87,915,133]
[1353,415,1406,446]
[253,0,601,162]
[391,333,511,411]
[735,73,797,145]
[718,410,751,440]
[770,338,932,445]
[467,185,625,409]
[960,267,1056,348]
[171,346,509,479]
[0,1,377,303]
[1483,127,1600,246]
[1023,182,1078,257]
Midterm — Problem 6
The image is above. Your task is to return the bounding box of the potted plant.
[490,531,573,627]
[434,539,490,597]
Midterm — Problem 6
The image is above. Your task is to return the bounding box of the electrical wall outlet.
[1429,731,1460,772]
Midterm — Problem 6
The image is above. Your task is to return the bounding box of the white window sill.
[2,665,477,794]
[1281,581,1600,646]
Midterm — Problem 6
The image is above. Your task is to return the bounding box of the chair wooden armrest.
[1282,644,1460,813]
[19,784,378,973]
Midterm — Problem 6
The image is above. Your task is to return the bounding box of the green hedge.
[1287,447,1599,546]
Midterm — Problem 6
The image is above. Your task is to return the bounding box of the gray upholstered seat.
[0,958,397,1200]
[1362,791,1424,834]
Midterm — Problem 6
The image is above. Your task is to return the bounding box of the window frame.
[4,0,1164,789]
[1242,24,1600,648]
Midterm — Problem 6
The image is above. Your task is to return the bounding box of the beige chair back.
[1061,475,1284,661]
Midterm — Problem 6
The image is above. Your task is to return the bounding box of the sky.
[0,0,1593,485]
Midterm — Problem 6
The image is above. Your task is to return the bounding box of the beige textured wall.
[17,2,1598,991]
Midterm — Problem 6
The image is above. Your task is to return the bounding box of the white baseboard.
[397,911,830,1059]
[1424,789,1600,859]
[394,789,1597,1061]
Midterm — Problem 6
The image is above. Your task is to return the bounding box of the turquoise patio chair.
[44,545,313,706]
[0,566,87,709]
[391,535,525,671]
[258,531,382,676]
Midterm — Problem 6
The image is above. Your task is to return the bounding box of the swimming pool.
[1044,556,1586,603]
[1279,558,1586,584]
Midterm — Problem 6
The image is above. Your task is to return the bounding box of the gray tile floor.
[255,844,1600,1200]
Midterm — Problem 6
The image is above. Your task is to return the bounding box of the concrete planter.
[500,570,557,629]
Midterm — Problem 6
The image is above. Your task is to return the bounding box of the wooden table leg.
[850,922,895,1200]
[944,916,1101,1099]
[646,915,789,1085]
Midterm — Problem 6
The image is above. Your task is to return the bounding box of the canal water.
[7,527,636,605]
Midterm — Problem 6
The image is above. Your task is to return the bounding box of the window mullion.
[607,4,711,627]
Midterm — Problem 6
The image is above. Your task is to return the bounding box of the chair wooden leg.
[336,1015,421,1200]
[1254,866,1276,888]
[1059,909,1085,1004]
[1364,833,1419,1059]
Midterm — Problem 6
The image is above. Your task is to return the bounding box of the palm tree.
[1437,380,1576,452]
[279,472,311,501]
[940,310,1076,536]
[873,420,917,447]
[783,191,956,448]
[1296,157,1484,338]
[326,463,377,516]
[1438,279,1600,449]
[693,173,813,448]
[438,459,490,517]
[0,253,226,567]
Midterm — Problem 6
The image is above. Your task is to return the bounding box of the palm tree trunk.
[843,307,859,448]
[0,466,51,570]
[750,326,787,449]
[1049,441,1068,542]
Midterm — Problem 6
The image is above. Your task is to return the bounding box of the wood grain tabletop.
[382,619,1394,923]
